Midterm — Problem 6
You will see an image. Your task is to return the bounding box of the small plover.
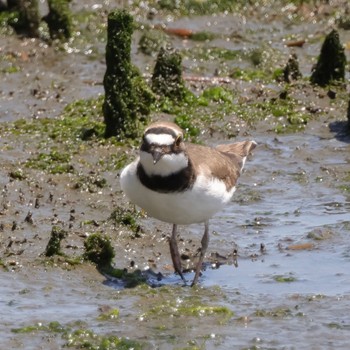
[120,121,256,286]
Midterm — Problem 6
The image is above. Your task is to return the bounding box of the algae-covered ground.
[1,1,350,349]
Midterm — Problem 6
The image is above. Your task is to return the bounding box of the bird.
[120,121,256,286]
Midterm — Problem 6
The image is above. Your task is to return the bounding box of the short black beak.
[151,149,163,164]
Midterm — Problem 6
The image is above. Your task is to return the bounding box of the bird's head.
[140,122,188,176]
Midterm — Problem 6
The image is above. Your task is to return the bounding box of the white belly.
[120,161,236,225]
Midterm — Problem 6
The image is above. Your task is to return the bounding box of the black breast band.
[137,163,196,193]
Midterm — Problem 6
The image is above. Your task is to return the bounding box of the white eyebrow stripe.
[146,133,175,145]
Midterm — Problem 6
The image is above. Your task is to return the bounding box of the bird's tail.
[216,140,257,171]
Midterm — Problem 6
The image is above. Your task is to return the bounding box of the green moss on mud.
[0,259,8,271]
[157,83,313,142]
[248,97,310,133]
[64,328,143,350]
[73,174,107,193]
[156,0,245,16]
[273,274,297,283]
[310,29,346,86]
[0,96,134,174]
[152,46,189,101]
[97,308,120,321]
[109,206,142,235]
[4,96,105,143]
[26,149,74,174]
[139,285,233,324]
[45,0,73,40]
[12,321,66,334]
[55,96,105,141]
[84,232,146,287]
[45,226,68,257]
[139,29,168,56]
[103,10,154,139]
[143,301,233,321]
[154,85,237,142]
[254,307,293,318]
[12,321,143,349]
[184,46,241,62]
[84,233,115,266]
[9,168,27,180]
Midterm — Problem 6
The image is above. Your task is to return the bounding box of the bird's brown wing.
[186,143,245,190]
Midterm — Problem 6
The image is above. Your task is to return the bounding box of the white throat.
[140,151,188,177]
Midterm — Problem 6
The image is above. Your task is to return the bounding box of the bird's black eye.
[175,134,182,146]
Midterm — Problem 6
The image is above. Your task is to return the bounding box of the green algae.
[57,96,105,141]
[0,10,18,31]
[138,285,233,324]
[310,29,346,87]
[84,233,115,267]
[6,0,40,37]
[184,46,241,62]
[327,322,350,330]
[44,0,73,40]
[83,232,146,287]
[338,184,350,192]
[152,46,189,101]
[97,308,120,321]
[73,174,107,193]
[190,31,216,42]
[337,15,350,30]
[174,114,201,141]
[155,85,236,142]
[283,53,302,83]
[0,96,130,175]
[98,151,131,171]
[0,48,21,73]
[103,10,154,139]
[64,328,143,350]
[5,96,105,143]
[307,228,334,241]
[254,307,293,318]
[347,99,350,130]
[178,305,233,318]
[45,226,68,257]
[143,301,233,322]
[153,81,313,141]
[273,274,297,283]
[138,29,168,56]
[9,168,27,180]
[230,68,270,82]
[12,321,143,349]
[26,149,74,174]
[12,321,66,334]
[1,62,20,73]
[251,98,310,133]
[0,259,8,271]
[156,0,244,16]
[200,86,234,104]
[108,206,141,235]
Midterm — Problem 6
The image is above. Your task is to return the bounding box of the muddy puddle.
[1,1,350,349]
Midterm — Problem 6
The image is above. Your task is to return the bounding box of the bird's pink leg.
[191,220,209,286]
[169,224,186,282]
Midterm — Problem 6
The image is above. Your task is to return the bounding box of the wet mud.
[1,1,350,349]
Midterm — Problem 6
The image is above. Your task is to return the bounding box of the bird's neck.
[139,151,189,177]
